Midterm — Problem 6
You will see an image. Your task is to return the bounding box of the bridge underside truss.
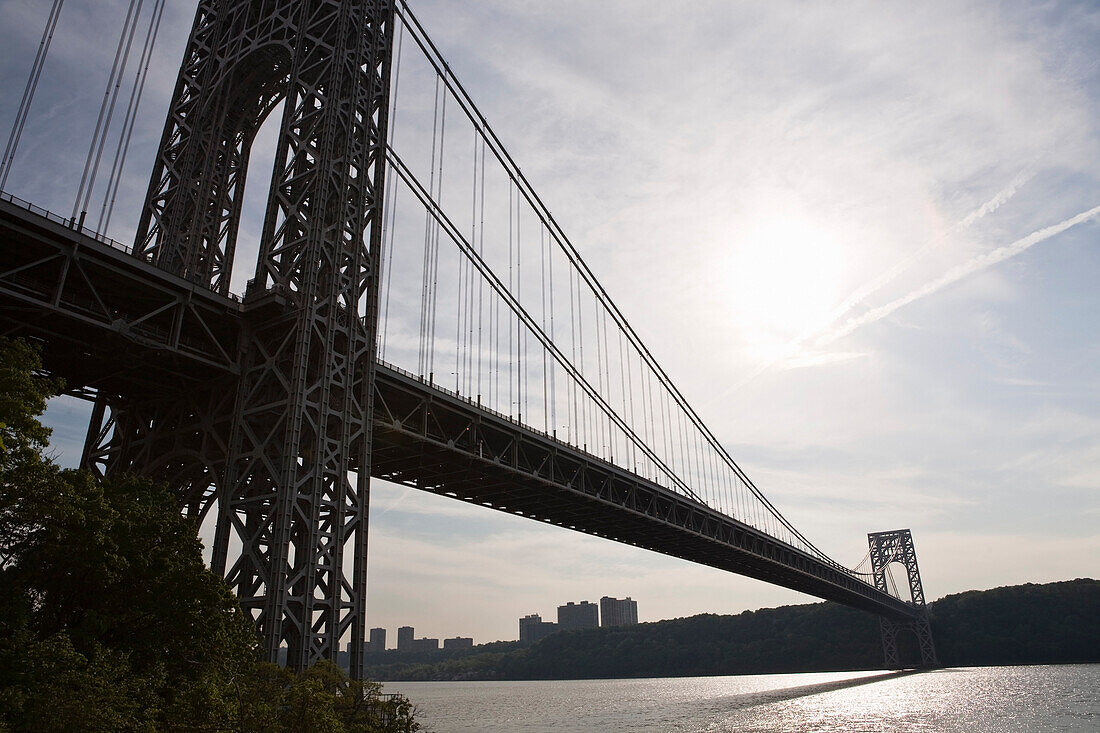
[370,364,916,620]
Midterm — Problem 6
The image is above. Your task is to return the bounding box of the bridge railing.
[1,189,242,303]
[2,189,133,253]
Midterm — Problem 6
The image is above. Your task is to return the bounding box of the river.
[385,664,1099,732]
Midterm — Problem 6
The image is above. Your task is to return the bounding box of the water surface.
[386,664,1099,732]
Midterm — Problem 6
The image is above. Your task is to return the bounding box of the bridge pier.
[868,529,938,668]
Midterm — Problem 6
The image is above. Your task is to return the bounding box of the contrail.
[730,169,1036,389]
[959,168,1035,228]
[816,202,1100,346]
[831,167,1034,321]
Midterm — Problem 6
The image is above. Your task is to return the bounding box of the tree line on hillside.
[0,339,420,732]
[362,580,1100,681]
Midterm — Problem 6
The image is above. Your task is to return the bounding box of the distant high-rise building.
[600,596,638,627]
[350,626,388,656]
[443,637,474,651]
[519,613,558,644]
[411,637,439,653]
[557,601,599,631]
[366,627,386,653]
[397,625,414,652]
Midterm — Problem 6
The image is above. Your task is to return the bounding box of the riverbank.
[362,578,1099,681]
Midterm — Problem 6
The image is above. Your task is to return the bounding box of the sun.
[722,212,848,364]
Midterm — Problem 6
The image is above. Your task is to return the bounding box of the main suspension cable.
[394,0,858,570]
[1,0,66,191]
[388,146,705,503]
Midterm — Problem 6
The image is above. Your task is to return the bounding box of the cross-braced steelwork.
[85,0,396,677]
[868,529,938,668]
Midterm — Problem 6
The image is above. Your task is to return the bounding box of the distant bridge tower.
[81,0,396,679]
[868,529,938,668]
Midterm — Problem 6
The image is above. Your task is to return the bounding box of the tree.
[0,339,419,732]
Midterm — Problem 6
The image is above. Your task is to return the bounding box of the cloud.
[776,350,870,371]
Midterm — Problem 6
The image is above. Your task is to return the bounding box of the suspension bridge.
[0,0,937,676]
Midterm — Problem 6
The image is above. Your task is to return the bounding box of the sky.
[1,0,1099,646]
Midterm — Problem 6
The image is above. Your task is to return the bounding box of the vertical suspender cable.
[456,131,473,392]
[617,327,627,450]
[1,0,66,191]
[455,200,465,392]
[693,427,708,508]
[626,340,636,469]
[572,265,580,442]
[465,133,477,396]
[548,227,557,435]
[418,76,441,376]
[427,89,446,380]
[476,137,486,401]
[517,192,524,421]
[655,383,664,473]
[540,223,549,432]
[577,276,586,448]
[380,17,406,360]
[74,0,145,225]
[603,308,613,459]
[99,0,167,232]
[507,181,514,416]
[598,301,607,451]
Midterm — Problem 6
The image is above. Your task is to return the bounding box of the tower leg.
[80,386,234,521]
[879,617,901,669]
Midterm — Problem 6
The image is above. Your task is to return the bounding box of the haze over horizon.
[2,0,1098,645]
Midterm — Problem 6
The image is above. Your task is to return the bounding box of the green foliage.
[930,580,1100,666]
[0,338,418,732]
[0,338,60,461]
[236,661,419,733]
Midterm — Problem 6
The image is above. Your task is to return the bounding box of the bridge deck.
[0,195,916,622]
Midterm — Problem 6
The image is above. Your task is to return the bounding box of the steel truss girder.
[2,0,928,667]
[868,528,939,668]
[0,201,241,526]
[0,198,241,387]
[0,189,921,669]
[371,363,917,622]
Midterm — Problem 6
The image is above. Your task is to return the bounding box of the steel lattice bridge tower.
[869,529,938,668]
[0,0,938,676]
[128,0,394,674]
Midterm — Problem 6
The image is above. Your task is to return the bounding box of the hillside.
[362,579,1100,680]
